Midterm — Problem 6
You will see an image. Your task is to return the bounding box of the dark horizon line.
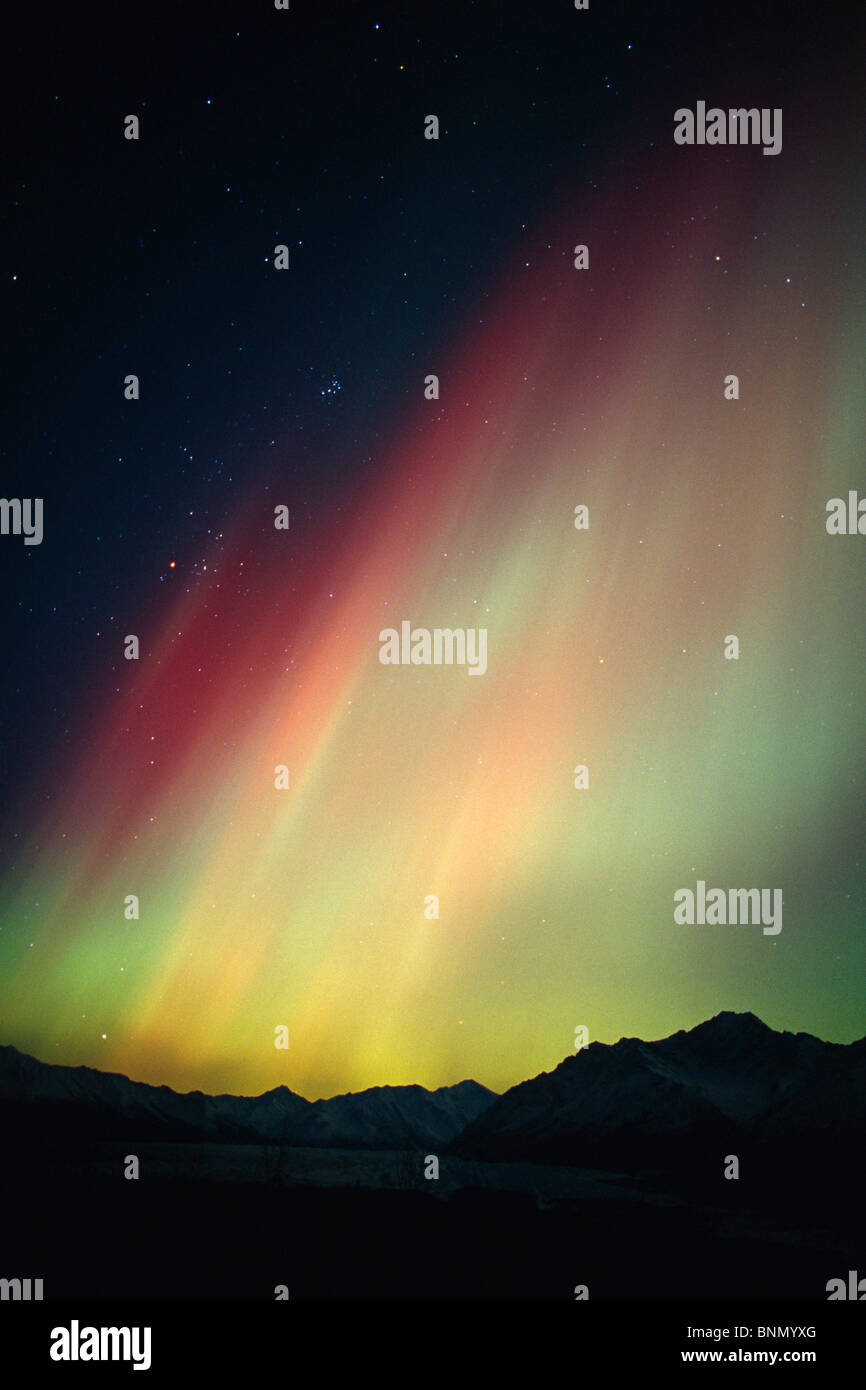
[3,1008,862,1108]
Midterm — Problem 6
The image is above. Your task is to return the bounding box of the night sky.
[1,1,864,1099]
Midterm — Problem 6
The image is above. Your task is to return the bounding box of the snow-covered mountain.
[298,1080,494,1148]
[3,1013,863,1168]
[450,1012,866,1169]
[0,1043,495,1148]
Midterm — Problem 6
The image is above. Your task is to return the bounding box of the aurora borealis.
[2,2,864,1104]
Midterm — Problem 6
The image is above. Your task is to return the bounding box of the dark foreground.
[0,1142,856,1301]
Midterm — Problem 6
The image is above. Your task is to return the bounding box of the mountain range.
[2,1012,863,1170]
[451,1011,866,1173]
[0,1041,495,1148]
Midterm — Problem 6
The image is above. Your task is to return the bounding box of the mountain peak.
[661,1011,777,1058]
[693,1010,770,1034]
[451,1013,864,1166]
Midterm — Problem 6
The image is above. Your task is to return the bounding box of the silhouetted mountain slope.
[300,1080,494,1148]
[0,1045,495,1148]
[450,1012,866,1172]
[3,1014,863,1174]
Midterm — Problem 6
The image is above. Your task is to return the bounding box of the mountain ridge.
[449,1010,866,1168]
[2,1012,863,1161]
[0,1041,497,1148]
